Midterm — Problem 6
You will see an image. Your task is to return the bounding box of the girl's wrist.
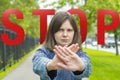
[46,60,55,71]
[78,61,85,71]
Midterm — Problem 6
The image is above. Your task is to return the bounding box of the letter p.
[97,9,119,44]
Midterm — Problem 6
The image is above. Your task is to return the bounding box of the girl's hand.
[53,45,85,71]
[47,43,84,71]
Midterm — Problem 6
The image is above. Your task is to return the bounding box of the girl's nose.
[63,31,68,37]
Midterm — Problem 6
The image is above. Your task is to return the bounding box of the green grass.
[0,45,39,80]
[83,48,120,80]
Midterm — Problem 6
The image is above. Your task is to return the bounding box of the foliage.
[0,0,40,38]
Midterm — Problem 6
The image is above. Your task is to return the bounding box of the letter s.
[1,9,24,45]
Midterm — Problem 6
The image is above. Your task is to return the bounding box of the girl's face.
[54,20,74,46]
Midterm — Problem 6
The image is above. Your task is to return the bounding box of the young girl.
[32,11,91,80]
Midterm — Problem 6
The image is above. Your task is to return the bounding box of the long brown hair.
[43,11,81,50]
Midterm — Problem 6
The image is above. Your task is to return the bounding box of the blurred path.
[2,53,39,80]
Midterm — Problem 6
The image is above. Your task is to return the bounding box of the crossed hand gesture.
[47,43,85,72]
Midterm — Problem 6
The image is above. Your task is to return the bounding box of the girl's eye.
[58,29,63,32]
[68,29,73,32]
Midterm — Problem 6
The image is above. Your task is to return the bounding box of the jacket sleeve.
[73,51,92,79]
[32,48,52,80]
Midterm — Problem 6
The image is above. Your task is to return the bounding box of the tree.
[0,0,40,38]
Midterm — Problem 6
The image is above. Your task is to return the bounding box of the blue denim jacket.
[32,47,91,80]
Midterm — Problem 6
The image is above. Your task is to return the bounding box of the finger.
[75,43,79,46]
[74,44,80,53]
[54,45,66,57]
[53,48,70,63]
[68,44,77,53]
[53,48,59,54]
[57,53,70,63]
[71,45,76,53]
[70,43,80,53]
[59,46,70,56]
[68,44,79,53]
[57,46,73,60]
[64,45,68,47]
[76,46,80,52]
[68,44,75,51]
[64,47,74,55]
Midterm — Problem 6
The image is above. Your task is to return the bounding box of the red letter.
[68,9,87,43]
[1,9,24,45]
[32,9,55,44]
[97,9,119,44]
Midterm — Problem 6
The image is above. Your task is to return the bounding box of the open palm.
[53,44,85,71]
